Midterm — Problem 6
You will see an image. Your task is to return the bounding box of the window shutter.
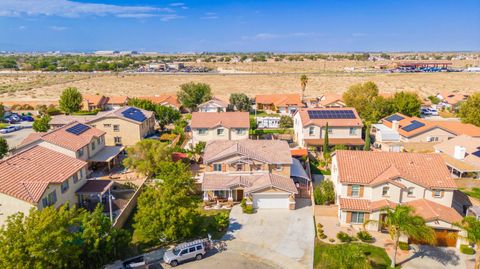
[347,185,352,196]
[346,212,352,223]
[359,186,364,198]
[364,213,370,222]
[222,164,226,172]
[441,191,444,198]
[431,190,435,197]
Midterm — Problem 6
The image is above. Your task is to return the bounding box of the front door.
[379,214,387,231]
[236,190,244,201]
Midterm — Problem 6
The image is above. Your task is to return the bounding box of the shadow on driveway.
[399,245,460,267]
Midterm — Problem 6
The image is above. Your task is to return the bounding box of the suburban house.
[190,112,249,146]
[105,96,129,110]
[198,97,229,112]
[372,113,480,151]
[293,107,364,149]
[139,94,181,110]
[16,121,125,174]
[49,106,155,146]
[435,92,469,111]
[434,135,480,179]
[82,94,109,111]
[332,150,464,247]
[0,145,88,226]
[201,140,310,209]
[256,116,281,129]
[255,94,303,115]
[317,94,346,108]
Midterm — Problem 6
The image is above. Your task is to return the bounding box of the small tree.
[191,141,206,162]
[300,74,308,101]
[391,91,422,117]
[250,117,257,131]
[127,98,157,112]
[343,81,379,118]
[455,216,480,269]
[59,87,83,114]
[229,93,251,112]
[32,115,51,132]
[0,103,4,119]
[459,93,480,127]
[383,205,435,268]
[123,140,172,177]
[177,82,213,111]
[323,122,330,157]
[364,125,371,151]
[0,137,8,159]
[279,115,293,129]
[155,105,181,130]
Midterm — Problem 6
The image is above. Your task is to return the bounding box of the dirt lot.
[0,60,479,103]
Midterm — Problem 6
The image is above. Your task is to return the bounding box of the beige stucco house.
[198,97,229,112]
[190,112,250,146]
[255,94,303,115]
[0,146,87,226]
[201,140,306,209]
[332,150,465,248]
[434,135,480,179]
[293,107,364,149]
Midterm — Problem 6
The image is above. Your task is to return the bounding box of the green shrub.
[214,212,230,231]
[243,205,254,214]
[357,231,373,243]
[399,242,409,251]
[460,244,475,255]
[313,180,335,205]
[336,232,353,243]
[328,238,335,243]
[320,234,327,239]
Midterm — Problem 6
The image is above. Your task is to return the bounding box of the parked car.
[0,125,21,134]
[163,239,210,267]
[22,116,34,122]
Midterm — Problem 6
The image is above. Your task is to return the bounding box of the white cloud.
[170,3,188,10]
[201,12,219,19]
[18,25,26,30]
[50,26,67,31]
[0,0,177,19]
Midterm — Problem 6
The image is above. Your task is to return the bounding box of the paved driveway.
[224,199,314,269]
[0,121,34,149]
[400,245,473,269]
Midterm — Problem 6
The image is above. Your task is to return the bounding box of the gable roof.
[297,107,363,128]
[203,139,292,164]
[434,135,480,171]
[198,97,229,108]
[139,94,180,109]
[106,96,129,105]
[191,112,249,129]
[437,92,469,105]
[19,121,105,151]
[255,94,303,107]
[318,94,345,107]
[202,173,298,194]
[381,113,480,138]
[50,106,154,126]
[405,199,462,224]
[0,146,87,204]
[83,95,108,106]
[334,150,456,189]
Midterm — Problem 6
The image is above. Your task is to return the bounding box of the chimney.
[392,120,399,132]
[454,146,466,160]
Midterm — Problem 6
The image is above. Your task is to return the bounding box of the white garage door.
[252,193,290,209]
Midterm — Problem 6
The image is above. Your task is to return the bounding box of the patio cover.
[76,180,113,195]
[291,158,311,182]
[89,146,125,163]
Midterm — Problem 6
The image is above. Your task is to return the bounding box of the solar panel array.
[122,107,146,122]
[385,114,404,122]
[401,120,425,132]
[307,110,356,119]
[473,151,480,158]
[66,123,90,135]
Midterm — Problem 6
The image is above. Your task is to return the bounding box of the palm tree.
[456,216,480,269]
[382,205,435,268]
[300,74,308,101]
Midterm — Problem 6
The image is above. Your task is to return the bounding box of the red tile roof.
[202,173,298,194]
[335,150,456,189]
[19,121,105,151]
[291,148,308,157]
[340,198,396,212]
[191,112,250,129]
[405,199,462,224]
[297,107,363,128]
[83,95,108,106]
[304,138,365,146]
[106,96,129,105]
[0,146,87,203]
[255,94,303,107]
[139,95,180,109]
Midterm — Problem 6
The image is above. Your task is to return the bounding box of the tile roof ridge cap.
[21,181,37,203]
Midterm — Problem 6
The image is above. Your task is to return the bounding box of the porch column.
[228,190,233,201]
[203,191,209,201]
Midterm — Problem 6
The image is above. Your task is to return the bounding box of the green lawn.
[462,188,480,200]
[0,123,9,129]
[314,240,394,269]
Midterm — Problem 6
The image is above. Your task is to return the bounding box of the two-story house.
[49,106,156,146]
[293,107,364,149]
[82,94,109,111]
[201,140,300,209]
[255,94,303,115]
[198,97,229,112]
[0,145,88,227]
[190,112,250,146]
[331,150,464,247]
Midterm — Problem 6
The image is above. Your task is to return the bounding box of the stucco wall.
[403,128,456,143]
[89,117,154,146]
[0,193,36,227]
[192,127,248,146]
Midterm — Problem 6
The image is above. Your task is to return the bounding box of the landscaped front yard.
[314,240,394,269]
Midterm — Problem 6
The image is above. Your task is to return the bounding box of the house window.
[42,190,57,207]
[104,124,111,128]
[113,125,120,132]
[72,173,79,184]
[253,164,262,171]
[309,126,315,136]
[213,164,222,172]
[114,136,122,145]
[382,186,389,196]
[61,180,69,193]
[214,190,227,198]
[217,129,224,136]
[275,164,283,171]
[91,142,96,151]
[97,138,101,145]
[328,128,333,134]
[78,148,84,157]
[198,129,208,135]
[237,129,246,135]
[236,163,243,171]
[79,169,83,179]
[349,127,357,135]
[433,190,442,198]
[351,212,365,224]
[407,187,414,196]
[351,185,360,197]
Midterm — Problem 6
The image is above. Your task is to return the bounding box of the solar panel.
[401,120,425,132]
[473,151,480,158]
[66,123,90,135]
[122,107,146,122]
[385,114,404,122]
[307,110,356,119]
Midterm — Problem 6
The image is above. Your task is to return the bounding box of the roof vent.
[454,146,466,160]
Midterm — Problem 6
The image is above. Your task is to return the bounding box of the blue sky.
[1,0,479,52]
